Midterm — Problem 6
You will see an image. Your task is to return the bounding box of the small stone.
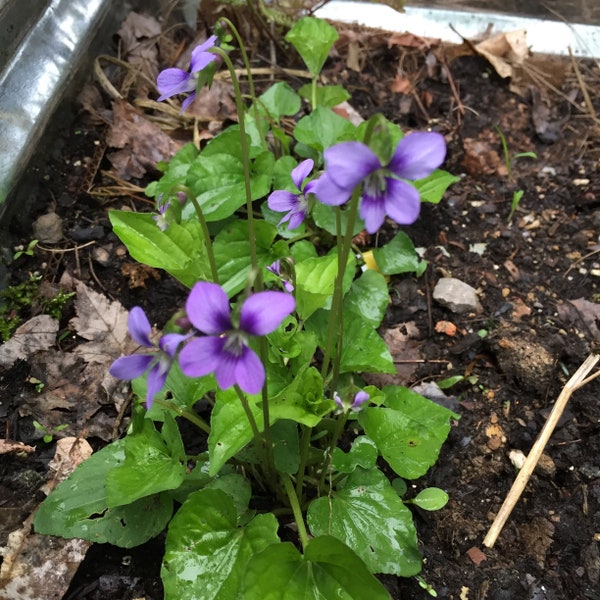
[433,277,483,314]
[32,212,63,243]
[92,246,111,267]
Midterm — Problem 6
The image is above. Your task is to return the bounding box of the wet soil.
[2,8,600,600]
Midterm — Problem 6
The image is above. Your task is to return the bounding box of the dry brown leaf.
[0,440,35,456]
[475,29,528,79]
[0,439,93,600]
[106,99,182,179]
[186,79,237,122]
[387,32,439,50]
[362,322,423,387]
[0,315,59,369]
[567,298,600,340]
[68,277,132,364]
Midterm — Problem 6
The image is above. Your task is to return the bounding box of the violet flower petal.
[322,141,381,191]
[189,36,218,72]
[109,354,153,380]
[186,282,232,334]
[287,209,306,230]
[156,68,195,100]
[146,361,169,408]
[128,307,153,348]
[333,392,344,410]
[179,336,225,378]
[239,291,295,336]
[233,346,265,394]
[360,195,387,234]
[351,391,370,410]
[383,178,421,225]
[180,92,197,112]
[312,173,352,206]
[268,190,299,213]
[388,132,446,180]
[291,159,314,190]
[159,333,189,358]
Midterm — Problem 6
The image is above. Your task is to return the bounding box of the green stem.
[295,424,312,500]
[234,384,263,449]
[212,48,260,283]
[220,18,266,151]
[153,399,211,435]
[320,188,361,386]
[170,184,219,283]
[282,473,309,550]
[311,76,318,110]
[318,411,349,492]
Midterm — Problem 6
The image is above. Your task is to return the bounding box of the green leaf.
[258,82,302,119]
[294,107,356,151]
[414,169,459,204]
[109,211,210,287]
[372,231,426,276]
[411,487,449,511]
[162,489,279,600]
[34,441,172,547]
[307,468,421,576]
[285,17,339,76]
[295,253,356,319]
[213,220,279,297]
[106,417,186,507]
[312,201,365,237]
[359,386,458,479]
[146,143,199,199]
[271,420,300,474]
[269,366,331,427]
[345,269,389,327]
[298,84,350,109]
[340,313,395,374]
[208,387,262,476]
[241,536,391,599]
[332,436,378,473]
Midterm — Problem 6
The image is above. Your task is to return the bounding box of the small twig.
[483,353,600,548]
[568,47,598,122]
[37,241,96,253]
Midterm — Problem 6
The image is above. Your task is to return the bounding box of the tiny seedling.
[32,420,68,443]
[13,239,39,260]
[495,126,537,222]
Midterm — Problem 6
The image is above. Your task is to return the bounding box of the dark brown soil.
[2,7,600,600]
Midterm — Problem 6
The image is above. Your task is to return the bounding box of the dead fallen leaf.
[363,322,423,387]
[121,262,161,288]
[387,32,439,50]
[0,440,35,456]
[565,298,600,340]
[435,320,458,336]
[475,29,528,79]
[0,315,59,369]
[106,99,182,179]
[0,439,93,599]
[390,74,412,94]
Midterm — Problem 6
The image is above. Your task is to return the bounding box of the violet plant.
[35,16,459,599]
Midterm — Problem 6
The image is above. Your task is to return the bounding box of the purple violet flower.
[109,307,188,409]
[266,259,294,293]
[153,202,170,231]
[268,159,316,229]
[156,36,218,112]
[333,390,370,412]
[179,282,296,394]
[313,132,446,234]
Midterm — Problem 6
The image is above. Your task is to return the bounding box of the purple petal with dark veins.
[179,336,225,378]
[268,190,299,213]
[287,209,306,230]
[388,132,446,180]
[156,68,195,100]
[109,354,153,380]
[128,307,153,348]
[383,178,421,225]
[186,282,232,334]
[239,291,295,336]
[322,141,381,191]
[190,36,218,72]
[291,159,314,191]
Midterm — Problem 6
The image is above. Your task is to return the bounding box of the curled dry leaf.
[475,29,528,79]
[0,315,59,369]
